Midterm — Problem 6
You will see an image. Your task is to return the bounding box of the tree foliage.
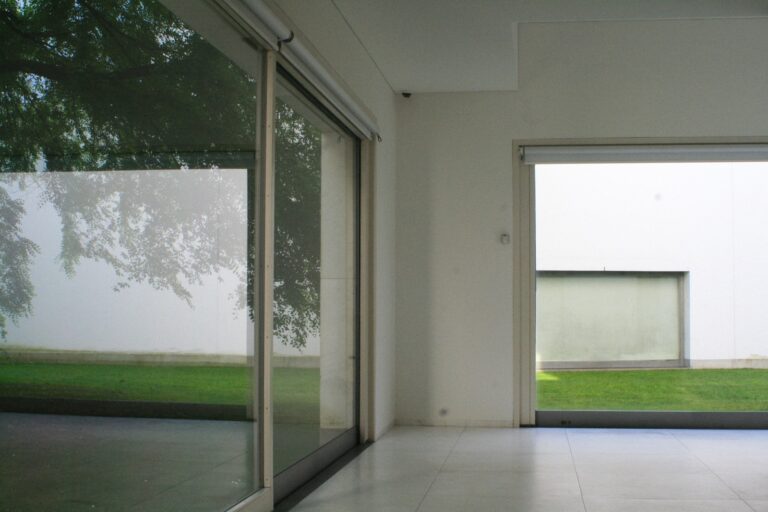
[0,0,321,348]
[0,185,38,338]
[274,100,321,348]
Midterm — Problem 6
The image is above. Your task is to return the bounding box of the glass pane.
[0,1,263,510]
[273,80,358,474]
[536,162,768,412]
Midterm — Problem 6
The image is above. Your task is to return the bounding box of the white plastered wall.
[395,18,768,426]
[273,0,398,438]
[537,163,768,367]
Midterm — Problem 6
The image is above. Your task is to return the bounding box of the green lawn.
[0,362,319,422]
[4,363,768,415]
[538,368,768,411]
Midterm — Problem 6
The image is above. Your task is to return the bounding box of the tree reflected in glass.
[0,0,319,349]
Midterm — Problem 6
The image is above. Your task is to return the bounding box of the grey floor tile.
[292,502,415,512]
[418,493,586,512]
[2,499,128,512]
[303,469,436,501]
[8,416,768,512]
[427,470,582,498]
[578,471,740,500]
[442,450,575,473]
[573,452,711,475]
[295,486,427,511]
[568,429,688,456]
[129,488,252,512]
[696,453,768,474]
[352,449,449,473]
[671,431,768,462]
[711,471,768,500]
[1,412,256,512]
[371,426,464,453]
[452,427,572,454]
[584,498,754,512]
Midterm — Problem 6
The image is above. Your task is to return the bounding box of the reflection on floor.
[291,426,768,512]
[0,412,350,512]
[1,412,256,512]
[274,424,347,475]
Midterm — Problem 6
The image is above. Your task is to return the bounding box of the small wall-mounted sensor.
[500,233,511,245]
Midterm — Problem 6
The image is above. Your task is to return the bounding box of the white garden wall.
[2,170,320,359]
[536,272,682,366]
[537,163,768,367]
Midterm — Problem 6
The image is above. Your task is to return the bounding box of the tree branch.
[79,0,166,58]
[0,10,63,54]
[0,59,163,81]
[0,59,72,80]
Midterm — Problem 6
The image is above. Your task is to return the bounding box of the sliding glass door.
[271,70,360,500]
[0,1,271,510]
[1,2,365,509]
[526,145,768,427]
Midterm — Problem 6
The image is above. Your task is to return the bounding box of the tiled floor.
[5,413,768,512]
[0,411,349,512]
[291,427,768,512]
[1,412,256,512]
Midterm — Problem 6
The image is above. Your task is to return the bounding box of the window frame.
[513,137,768,430]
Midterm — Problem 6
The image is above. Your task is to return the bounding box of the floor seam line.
[413,426,465,512]
[566,428,589,512]
[668,429,756,510]
[129,448,248,507]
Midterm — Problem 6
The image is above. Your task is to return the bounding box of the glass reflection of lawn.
[0,363,319,424]
[7,365,768,417]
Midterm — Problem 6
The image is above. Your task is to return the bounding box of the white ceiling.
[330,0,768,93]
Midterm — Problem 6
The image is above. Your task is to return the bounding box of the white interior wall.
[274,0,398,438]
[396,18,768,426]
